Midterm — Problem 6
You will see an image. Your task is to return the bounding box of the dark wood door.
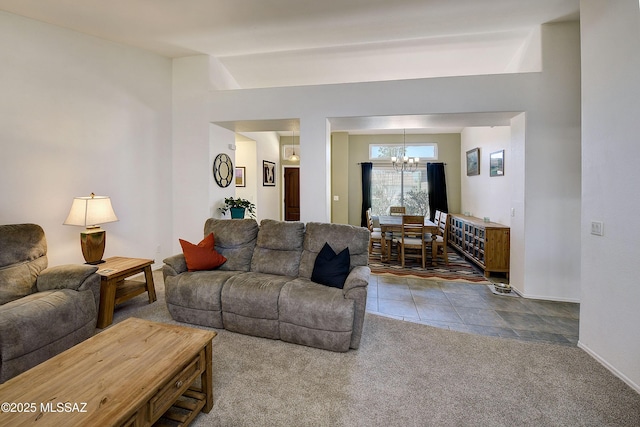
[284,167,300,221]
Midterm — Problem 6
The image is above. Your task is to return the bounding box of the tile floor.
[366,274,580,346]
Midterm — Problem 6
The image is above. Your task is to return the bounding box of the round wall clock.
[213,153,233,187]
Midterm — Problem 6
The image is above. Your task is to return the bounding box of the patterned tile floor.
[366,274,580,346]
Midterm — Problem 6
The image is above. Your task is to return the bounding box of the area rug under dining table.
[368,246,492,283]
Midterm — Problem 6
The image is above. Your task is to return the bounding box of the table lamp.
[64,193,118,264]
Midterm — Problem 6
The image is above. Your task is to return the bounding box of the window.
[369,143,436,217]
[371,165,429,217]
[369,143,437,161]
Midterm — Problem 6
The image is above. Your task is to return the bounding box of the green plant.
[218,197,256,218]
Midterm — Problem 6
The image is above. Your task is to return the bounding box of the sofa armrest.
[36,265,98,292]
[36,265,101,310]
[163,254,187,276]
[342,265,370,350]
[342,265,370,296]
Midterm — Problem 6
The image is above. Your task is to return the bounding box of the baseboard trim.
[578,341,640,394]
[514,290,580,303]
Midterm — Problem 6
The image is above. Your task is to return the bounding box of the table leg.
[97,278,116,328]
[143,266,157,303]
[202,341,214,413]
[380,231,388,262]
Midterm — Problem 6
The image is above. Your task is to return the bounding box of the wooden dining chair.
[389,206,406,216]
[431,212,449,266]
[396,215,428,268]
[433,210,442,225]
[367,208,391,260]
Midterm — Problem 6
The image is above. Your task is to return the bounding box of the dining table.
[377,215,438,263]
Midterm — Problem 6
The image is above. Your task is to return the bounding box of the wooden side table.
[96,256,157,328]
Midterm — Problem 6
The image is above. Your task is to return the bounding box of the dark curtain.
[360,162,373,227]
[427,162,449,222]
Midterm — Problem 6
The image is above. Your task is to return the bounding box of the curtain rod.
[356,162,447,165]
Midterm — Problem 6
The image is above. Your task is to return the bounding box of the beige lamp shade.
[64,194,118,264]
[64,194,118,227]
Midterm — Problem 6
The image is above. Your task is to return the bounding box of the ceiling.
[1,0,579,134]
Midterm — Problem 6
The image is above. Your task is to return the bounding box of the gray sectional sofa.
[0,224,101,383]
[163,219,371,352]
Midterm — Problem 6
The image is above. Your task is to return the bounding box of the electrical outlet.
[590,221,604,236]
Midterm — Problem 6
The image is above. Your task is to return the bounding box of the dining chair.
[389,206,406,216]
[367,208,391,260]
[366,208,381,232]
[433,210,442,225]
[396,215,428,268]
[431,212,449,266]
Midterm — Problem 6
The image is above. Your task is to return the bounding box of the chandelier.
[391,129,419,172]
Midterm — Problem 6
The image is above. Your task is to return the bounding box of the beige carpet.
[111,271,640,426]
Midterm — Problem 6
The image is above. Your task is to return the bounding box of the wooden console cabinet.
[448,214,510,278]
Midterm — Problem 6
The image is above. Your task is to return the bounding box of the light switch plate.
[590,221,604,236]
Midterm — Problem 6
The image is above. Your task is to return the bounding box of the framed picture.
[466,148,480,176]
[263,160,276,186]
[235,166,246,187]
[490,150,505,177]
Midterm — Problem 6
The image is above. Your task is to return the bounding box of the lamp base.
[80,228,107,265]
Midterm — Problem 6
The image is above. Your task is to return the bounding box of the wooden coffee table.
[96,257,157,328]
[0,318,216,426]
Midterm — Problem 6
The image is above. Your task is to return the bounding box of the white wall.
[460,126,512,226]
[520,22,582,302]
[172,57,238,251]
[234,136,258,212]
[509,114,527,296]
[238,132,281,222]
[579,0,640,392]
[0,11,173,267]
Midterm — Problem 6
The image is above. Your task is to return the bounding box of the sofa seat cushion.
[0,288,96,361]
[279,278,355,332]
[165,270,238,311]
[221,272,293,319]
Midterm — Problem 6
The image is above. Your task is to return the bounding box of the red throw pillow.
[179,233,227,271]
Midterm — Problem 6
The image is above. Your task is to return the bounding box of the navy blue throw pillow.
[311,242,350,289]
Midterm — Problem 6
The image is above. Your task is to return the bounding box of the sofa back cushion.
[251,220,305,277]
[0,224,48,305]
[298,222,370,279]
[204,218,258,272]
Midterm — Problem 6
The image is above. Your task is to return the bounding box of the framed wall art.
[235,166,246,187]
[263,160,276,186]
[490,150,504,177]
[466,148,480,176]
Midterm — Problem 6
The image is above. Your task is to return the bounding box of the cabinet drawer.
[148,349,205,421]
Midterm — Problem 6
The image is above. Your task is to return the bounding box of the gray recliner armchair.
[0,223,101,383]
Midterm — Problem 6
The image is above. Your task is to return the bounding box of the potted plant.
[219,197,256,219]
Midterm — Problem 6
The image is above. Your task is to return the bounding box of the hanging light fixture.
[391,129,419,172]
[288,129,299,162]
